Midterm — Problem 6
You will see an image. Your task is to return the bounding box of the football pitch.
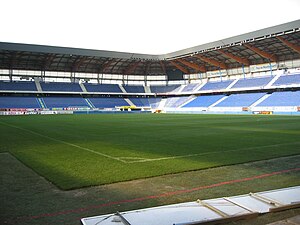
[0,113,299,190]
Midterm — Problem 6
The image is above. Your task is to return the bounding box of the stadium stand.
[257,91,300,106]
[129,97,150,107]
[1,21,300,115]
[40,82,82,92]
[89,97,129,108]
[215,93,266,107]
[231,76,273,89]
[150,85,180,93]
[181,83,199,92]
[0,81,37,91]
[183,95,226,108]
[164,96,192,108]
[272,74,300,86]
[43,97,90,109]
[200,80,233,91]
[148,98,162,109]
[0,96,39,108]
[84,83,122,93]
[123,85,145,93]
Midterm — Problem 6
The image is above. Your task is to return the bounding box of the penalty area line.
[126,141,300,163]
[0,121,126,163]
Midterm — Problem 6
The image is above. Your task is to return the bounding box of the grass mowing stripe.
[126,141,300,163]
[0,121,126,163]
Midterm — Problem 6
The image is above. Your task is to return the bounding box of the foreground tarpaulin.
[81,186,300,225]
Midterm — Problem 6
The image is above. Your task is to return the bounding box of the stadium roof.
[0,20,299,76]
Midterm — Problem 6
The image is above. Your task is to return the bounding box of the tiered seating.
[215,93,265,107]
[89,97,129,108]
[183,95,225,107]
[40,82,82,92]
[129,98,150,107]
[43,97,89,109]
[84,83,122,93]
[148,98,161,109]
[0,81,37,91]
[232,76,273,89]
[0,96,39,108]
[124,85,145,93]
[150,85,180,93]
[164,97,191,108]
[273,74,300,86]
[200,80,232,91]
[181,83,199,92]
[257,91,300,106]
[129,97,162,108]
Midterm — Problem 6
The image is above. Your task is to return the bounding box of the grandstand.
[1,19,300,225]
[0,19,299,114]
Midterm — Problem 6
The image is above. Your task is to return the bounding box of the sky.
[0,0,299,55]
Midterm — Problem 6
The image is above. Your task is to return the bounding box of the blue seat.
[0,81,37,91]
[43,97,89,108]
[0,96,39,108]
[89,97,129,108]
[124,86,145,93]
[216,93,265,107]
[184,95,225,107]
[181,83,198,92]
[41,82,82,92]
[200,80,232,91]
[84,83,122,93]
[150,85,180,93]
[273,74,300,86]
[258,91,300,106]
[232,76,273,89]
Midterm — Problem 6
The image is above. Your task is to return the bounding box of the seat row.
[1,73,299,94]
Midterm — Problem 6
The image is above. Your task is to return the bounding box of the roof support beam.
[169,61,189,74]
[193,55,227,69]
[243,43,277,62]
[101,59,115,73]
[43,53,57,70]
[109,59,123,74]
[144,61,151,75]
[160,61,166,74]
[9,52,24,68]
[276,36,300,54]
[84,56,96,71]
[72,56,88,71]
[217,50,250,66]
[177,58,206,72]
[123,61,140,74]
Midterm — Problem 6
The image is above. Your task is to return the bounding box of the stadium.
[1,14,300,225]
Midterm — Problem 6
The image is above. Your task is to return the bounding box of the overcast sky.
[1,0,299,55]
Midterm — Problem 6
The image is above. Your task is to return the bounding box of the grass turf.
[0,113,299,190]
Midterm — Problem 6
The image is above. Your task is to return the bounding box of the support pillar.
[269,61,273,76]
[9,69,13,82]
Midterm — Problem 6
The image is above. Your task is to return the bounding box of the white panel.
[227,195,274,213]
[259,186,300,205]
[203,199,250,215]
[81,186,300,225]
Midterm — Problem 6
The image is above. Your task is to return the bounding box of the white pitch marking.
[0,121,127,163]
[118,156,148,160]
[125,141,300,163]
[2,121,299,164]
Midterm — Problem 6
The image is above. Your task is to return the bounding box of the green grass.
[0,114,300,190]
